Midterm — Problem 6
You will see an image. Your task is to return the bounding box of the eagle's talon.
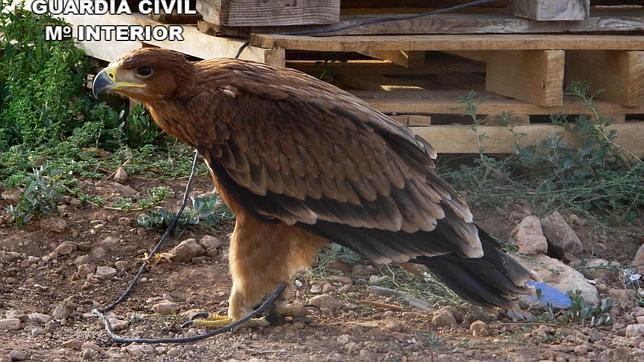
[274,303,314,318]
[189,311,210,321]
[189,313,269,329]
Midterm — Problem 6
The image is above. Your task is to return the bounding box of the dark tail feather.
[415,227,534,309]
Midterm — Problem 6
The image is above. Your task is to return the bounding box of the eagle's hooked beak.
[92,67,116,98]
[92,66,145,98]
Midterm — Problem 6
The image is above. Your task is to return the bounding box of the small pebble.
[0,318,22,330]
[96,266,117,279]
[28,313,52,325]
[470,320,487,337]
[153,301,179,315]
[337,334,351,344]
[8,351,26,361]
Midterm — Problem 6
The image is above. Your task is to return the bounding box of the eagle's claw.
[183,313,269,329]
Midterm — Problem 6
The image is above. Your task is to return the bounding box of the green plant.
[559,291,613,327]
[376,265,462,306]
[418,330,444,349]
[0,3,89,148]
[439,85,643,228]
[137,194,233,233]
[0,4,176,204]
[6,165,62,227]
[123,103,165,147]
[311,243,361,277]
[108,186,174,211]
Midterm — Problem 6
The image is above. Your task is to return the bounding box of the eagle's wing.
[189,60,482,264]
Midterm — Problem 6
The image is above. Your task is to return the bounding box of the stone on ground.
[170,238,205,262]
[625,324,644,338]
[95,266,117,279]
[432,307,457,328]
[511,215,548,255]
[113,166,128,183]
[198,235,222,257]
[39,217,68,233]
[54,241,76,255]
[470,320,487,337]
[153,301,179,315]
[517,254,598,305]
[0,318,22,330]
[573,258,620,280]
[307,294,341,313]
[27,313,51,325]
[632,243,644,274]
[541,211,583,256]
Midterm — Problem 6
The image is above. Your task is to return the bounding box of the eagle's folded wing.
[187,62,483,264]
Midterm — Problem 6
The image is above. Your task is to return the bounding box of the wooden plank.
[287,57,485,76]
[411,123,644,155]
[212,13,644,36]
[566,51,644,107]
[358,50,425,68]
[284,13,644,36]
[450,50,565,107]
[390,115,431,126]
[341,0,506,8]
[150,12,202,24]
[484,114,530,125]
[56,14,143,61]
[484,50,565,107]
[196,0,340,26]
[509,0,590,21]
[58,13,285,66]
[251,34,644,52]
[352,90,644,116]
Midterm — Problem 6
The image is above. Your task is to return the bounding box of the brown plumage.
[93,48,533,319]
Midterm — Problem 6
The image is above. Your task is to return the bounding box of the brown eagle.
[93,48,532,326]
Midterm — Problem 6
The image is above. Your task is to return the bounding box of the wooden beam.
[358,50,425,68]
[57,13,143,61]
[566,51,644,107]
[197,0,340,26]
[483,50,565,107]
[287,57,485,76]
[149,12,202,24]
[352,90,644,116]
[411,123,644,155]
[390,115,432,126]
[341,0,506,8]
[57,14,284,66]
[251,34,644,52]
[212,12,644,37]
[509,0,590,21]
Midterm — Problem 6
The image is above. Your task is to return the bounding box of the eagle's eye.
[136,66,153,78]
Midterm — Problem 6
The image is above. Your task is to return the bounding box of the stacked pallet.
[60,0,644,154]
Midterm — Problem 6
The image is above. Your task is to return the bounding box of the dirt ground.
[0,176,642,361]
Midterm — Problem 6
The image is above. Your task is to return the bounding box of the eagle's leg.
[227,213,328,322]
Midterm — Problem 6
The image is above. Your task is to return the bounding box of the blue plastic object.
[526,280,572,309]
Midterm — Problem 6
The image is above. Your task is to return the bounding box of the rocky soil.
[0,177,642,361]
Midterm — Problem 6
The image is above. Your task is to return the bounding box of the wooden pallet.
[47,1,644,155]
[258,34,644,107]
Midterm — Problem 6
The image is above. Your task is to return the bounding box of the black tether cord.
[93,0,496,345]
[92,150,288,344]
[99,150,201,314]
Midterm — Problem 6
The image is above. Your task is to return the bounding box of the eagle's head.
[92,48,194,102]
